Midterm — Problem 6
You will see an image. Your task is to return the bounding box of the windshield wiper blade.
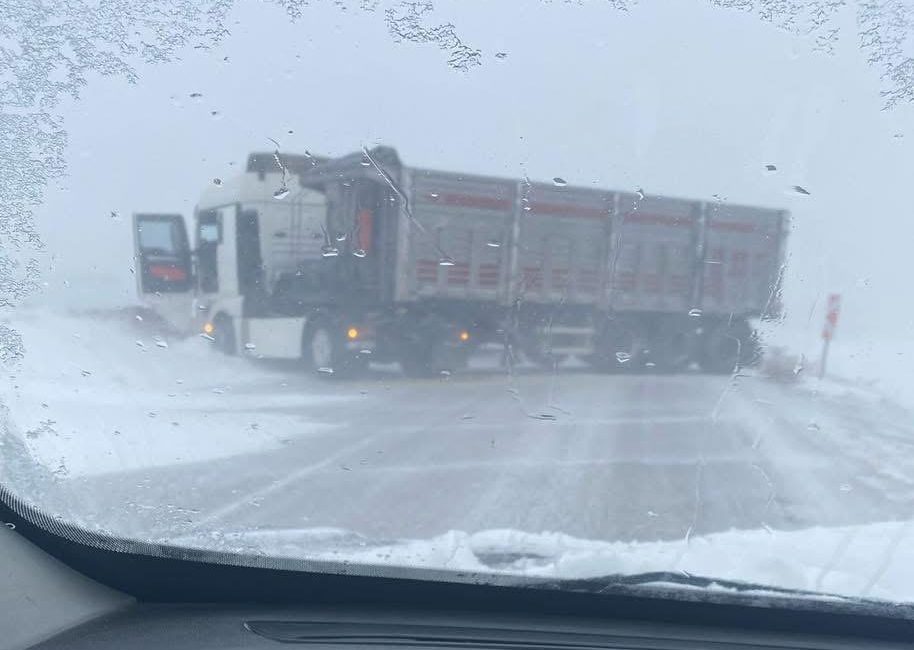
[536,571,847,600]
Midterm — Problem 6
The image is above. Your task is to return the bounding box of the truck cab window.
[138,220,181,255]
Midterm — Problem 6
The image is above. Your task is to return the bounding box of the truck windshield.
[4,0,914,611]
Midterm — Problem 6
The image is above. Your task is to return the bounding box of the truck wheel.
[520,337,567,369]
[700,319,753,374]
[213,314,236,355]
[590,320,640,372]
[302,320,366,378]
[400,348,434,378]
[517,322,568,369]
[650,319,695,372]
[400,331,469,378]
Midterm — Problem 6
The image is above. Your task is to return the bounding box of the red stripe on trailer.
[709,221,757,233]
[423,193,513,211]
[527,202,606,218]
[622,213,693,227]
[613,272,636,290]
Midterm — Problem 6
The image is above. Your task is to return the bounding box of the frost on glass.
[0,0,234,363]
[710,0,914,107]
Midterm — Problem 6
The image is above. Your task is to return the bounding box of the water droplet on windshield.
[210,110,221,119]
[135,314,143,321]
[791,185,811,196]
[764,163,777,173]
[688,308,702,318]
[318,367,334,374]
[244,343,256,351]
[335,232,347,242]
[80,369,92,377]
[839,483,853,492]
[154,339,168,349]
[552,177,567,187]
[485,240,501,248]
[615,351,632,363]
[213,178,223,186]
[438,257,456,267]
[360,158,371,167]
[189,92,203,100]
[635,188,646,201]
[495,51,508,60]
[807,421,820,431]
[321,246,340,258]
[273,187,290,200]
[353,249,367,258]
[200,333,215,342]
[429,192,440,199]
[135,340,145,348]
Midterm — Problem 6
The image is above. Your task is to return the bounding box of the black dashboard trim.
[4,483,914,645]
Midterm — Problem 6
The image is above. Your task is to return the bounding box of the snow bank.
[177,521,914,603]
[759,321,914,411]
[0,307,347,477]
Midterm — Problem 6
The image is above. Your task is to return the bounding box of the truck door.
[133,213,197,334]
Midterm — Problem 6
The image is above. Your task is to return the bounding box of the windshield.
[3,0,914,608]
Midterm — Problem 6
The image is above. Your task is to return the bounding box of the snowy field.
[3,307,909,480]
[0,307,349,477]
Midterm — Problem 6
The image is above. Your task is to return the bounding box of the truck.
[133,146,787,376]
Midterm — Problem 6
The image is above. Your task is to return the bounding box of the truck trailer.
[133,146,787,376]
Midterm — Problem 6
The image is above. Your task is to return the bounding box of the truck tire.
[589,319,641,372]
[399,322,470,378]
[302,319,366,378]
[213,314,236,355]
[700,318,754,374]
[650,318,696,372]
[519,329,568,369]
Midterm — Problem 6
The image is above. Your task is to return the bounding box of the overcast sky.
[31,0,914,350]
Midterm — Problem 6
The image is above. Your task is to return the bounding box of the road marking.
[185,393,490,533]
[442,414,738,429]
[185,429,403,534]
[313,455,787,474]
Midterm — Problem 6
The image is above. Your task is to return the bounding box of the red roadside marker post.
[820,293,841,379]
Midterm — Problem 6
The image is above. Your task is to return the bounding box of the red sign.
[822,293,841,340]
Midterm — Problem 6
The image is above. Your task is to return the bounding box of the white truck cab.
[134,165,375,370]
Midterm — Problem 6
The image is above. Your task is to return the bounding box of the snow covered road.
[5,308,914,599]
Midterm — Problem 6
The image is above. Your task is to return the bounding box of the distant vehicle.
[133,147,787,376]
